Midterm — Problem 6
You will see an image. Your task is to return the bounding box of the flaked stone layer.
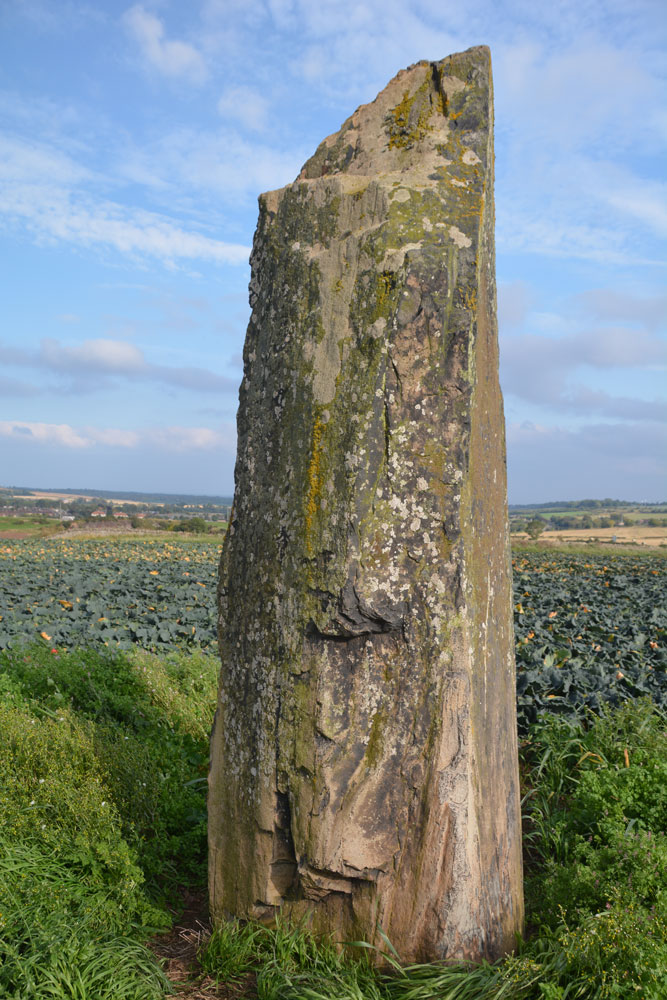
[209,45,523,962]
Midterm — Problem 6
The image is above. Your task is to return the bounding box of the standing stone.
[209,45,523,963]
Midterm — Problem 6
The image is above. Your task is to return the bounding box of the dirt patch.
[149,890,257,999]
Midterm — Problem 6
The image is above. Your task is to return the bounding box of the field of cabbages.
[1,537,664,728]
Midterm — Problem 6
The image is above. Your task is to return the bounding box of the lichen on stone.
[209,44,523,965]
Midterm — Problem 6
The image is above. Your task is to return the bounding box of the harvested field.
[517,525,667,547]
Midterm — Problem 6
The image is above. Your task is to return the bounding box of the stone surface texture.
[209,45,523,963]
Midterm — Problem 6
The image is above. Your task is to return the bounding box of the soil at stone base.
[149,889,257,999]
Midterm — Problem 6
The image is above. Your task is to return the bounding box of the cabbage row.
[0,538,220,651]
[1,538,665,724]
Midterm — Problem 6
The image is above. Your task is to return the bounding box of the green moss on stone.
[365,709,386,768]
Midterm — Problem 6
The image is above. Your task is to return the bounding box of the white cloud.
[0,420,227,452]
[123,5,207,83]
[604,186,667,240]
[41,338,146,374]
[0,133,250,265]
[495,203,664,268]
[145,426,223,451]
[218,86,270,132]
[0,421,90,448]
[0,336,239,395]
[120,126,305,201]
[506,420,667,503]
[496,41,657,154]
[89,427,140,448]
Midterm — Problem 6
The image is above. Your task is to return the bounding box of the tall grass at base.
[0,840,170,1000]
[201,699,666,1000]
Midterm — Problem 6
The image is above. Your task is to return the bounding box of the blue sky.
[1,0,665,503]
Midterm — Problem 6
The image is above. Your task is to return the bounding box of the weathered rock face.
[209,46,523,963]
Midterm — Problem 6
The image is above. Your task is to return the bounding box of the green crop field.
[512,549,666,727]
[0,537,220,652]
[1,537,664,729]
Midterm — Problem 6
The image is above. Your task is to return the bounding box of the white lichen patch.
[448,226,472,249]
[462,149,481,165]
[381,243,424,271]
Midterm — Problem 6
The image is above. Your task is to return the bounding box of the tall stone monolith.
[209,46,523,963]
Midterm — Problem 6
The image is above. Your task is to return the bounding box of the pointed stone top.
[299,46,491,183]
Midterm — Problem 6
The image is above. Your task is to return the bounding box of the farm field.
[512,547,666,726]
[1,536,665,998]
[0,537,220,652]
[523,525,667,547]
[1,536,665,729]
[0,515,62,539]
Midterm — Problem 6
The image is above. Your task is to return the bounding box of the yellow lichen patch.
[305,414,326,552]
[387,76,441,150]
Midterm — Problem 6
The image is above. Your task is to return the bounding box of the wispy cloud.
[218,86,270,132]
[0,419,229,452]
[123,5,207,84]
[0,133,250,265]
[117,126,305,202]
[0,337,239,395]
[507,419,667,503]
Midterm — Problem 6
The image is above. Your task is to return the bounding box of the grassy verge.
[1,644,664,998]
[0,644,218,998]
[200,700,666,1000]
[512,539,667,559]
[0,515,63,538]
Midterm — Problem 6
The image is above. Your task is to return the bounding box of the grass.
[0,644,218,998]
[512,538,667,559]
[199,700,667,1000]
[0,642,664,997]
[0,514,63,537]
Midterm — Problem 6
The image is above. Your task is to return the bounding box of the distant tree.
[176,516,209,533]
[526,518,546,540]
